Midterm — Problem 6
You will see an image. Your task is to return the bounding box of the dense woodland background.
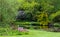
[0,0,60,36]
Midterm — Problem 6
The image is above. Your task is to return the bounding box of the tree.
[0,0,19,25]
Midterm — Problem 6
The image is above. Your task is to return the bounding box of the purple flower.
[18,27,24,32]
[18,27,29,32]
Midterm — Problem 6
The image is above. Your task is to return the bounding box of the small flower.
[18,27,29,32]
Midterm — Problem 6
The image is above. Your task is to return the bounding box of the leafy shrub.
[54,23,60,27]
[0,27,29,36]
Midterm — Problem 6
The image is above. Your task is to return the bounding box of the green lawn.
[0,29,60,37]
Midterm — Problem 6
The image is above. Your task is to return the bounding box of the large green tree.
[0,0,19,24]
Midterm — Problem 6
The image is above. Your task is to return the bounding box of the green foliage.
[0,0,60,32]
[35,12,49,25]
[1,0,25,23]
[0,27,29,36]
[0,0,57,22]
[49,11,60,21]
[54,23,60,27]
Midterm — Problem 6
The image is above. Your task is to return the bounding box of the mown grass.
[0,29,60,37]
